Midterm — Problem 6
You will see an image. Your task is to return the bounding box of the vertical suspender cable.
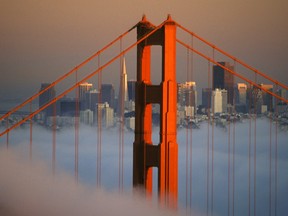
[6,115,9,148]
[232,61,236,216]
[52,101,57,175]
[269,94,272,216]
[248,83,252,216]
[274,84,278,216]
[75,70,79,183]
[121,54,125,192]
[185,46,189,213]
[97,54,102,187]
[185,109,189,213]
[253,73,257,216]
[118,40,121,192]
[189,35,194,213]
[228,84,231,216]
[232,101,236,216]
[228,100,231,216]
[29,101,33,161]
[118,37,124,192]
[211,48,215,216]
[206,59,211,216]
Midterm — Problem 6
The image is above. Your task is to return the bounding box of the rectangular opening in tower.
[151,46,162,85]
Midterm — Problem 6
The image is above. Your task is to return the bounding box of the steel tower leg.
[133,15,178,209]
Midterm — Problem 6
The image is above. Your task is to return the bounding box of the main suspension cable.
[0,20,167,137]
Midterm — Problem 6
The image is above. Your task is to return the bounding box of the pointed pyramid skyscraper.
[122,57,128,102]
[118,57,128,116]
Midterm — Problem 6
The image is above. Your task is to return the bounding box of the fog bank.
[0,148,179,216]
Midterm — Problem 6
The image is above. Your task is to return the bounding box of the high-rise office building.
[128,80,136,102]
[85,89,99,111]
[234,83,247,113]
[80,109,94,125]
[119,58,128,102]
[79,82,93,100]
[39,83,56,117]
[275,89,287,113]
[276,89,286,100]
[101,84,115,109]
[236,83,247,105]
[213,62,234,105]
[95,102,114,128]
[118,58,128,116]
[212,88,227,113]
[202,88,212,109]
[260,84,273,111]
[177,82,197,108]
[79,82,93,110]
[247,86,268,114]
[59,98,81,117]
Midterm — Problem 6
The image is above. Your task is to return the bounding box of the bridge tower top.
[133,15,178,209]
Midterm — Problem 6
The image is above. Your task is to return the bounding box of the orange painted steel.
[75,73,80,183]
[177,39,288,104]
[96,55,102,187]
[52,103,57,175]
[0,25,137,123]
[0,20,166,137]
[29,102,33,161]
[119,42,125,192]
[176,22,288,92]
[133,15,178,209]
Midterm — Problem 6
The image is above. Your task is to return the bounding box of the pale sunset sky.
[0,0,287,100]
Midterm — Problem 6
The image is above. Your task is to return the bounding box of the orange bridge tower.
[133,15,178,208]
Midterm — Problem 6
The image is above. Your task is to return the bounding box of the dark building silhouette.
[177,82,197,107]
[260,84,273,112]
[60,98,81,117]
[101,84,115,109]
[84,90,99,111]
[78,82,93,110]
[202,88,212,109]
[213,62,234,105]
[128,80,136,101]
[39,83,56,117]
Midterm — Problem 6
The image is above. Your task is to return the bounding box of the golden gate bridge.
[0,15,287,216]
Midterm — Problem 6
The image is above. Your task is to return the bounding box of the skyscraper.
[39,83,56,117]
[120,57,128,102]
[101,84,115,109]
[177,82,197,107]
[213,62,234,105]
[95,102,114,128]
[118,57,128,116]
[202,88,212,109]
[85,89,99,111]
[79,82,93,110]
[128,80,136,101]
[79,82,93,100]
[212,88,227,113]
[235,83,247,113]
[236,83,247,105]
[59,98,80,117]
[260,84,273,111]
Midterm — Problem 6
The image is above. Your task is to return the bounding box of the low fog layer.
[0,149,180,216]
[0,118,287,215]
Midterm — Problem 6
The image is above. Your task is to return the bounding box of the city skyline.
[0,0,287,101]
[0,5,288,216]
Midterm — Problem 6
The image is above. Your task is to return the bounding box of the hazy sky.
[1,0,288,100]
